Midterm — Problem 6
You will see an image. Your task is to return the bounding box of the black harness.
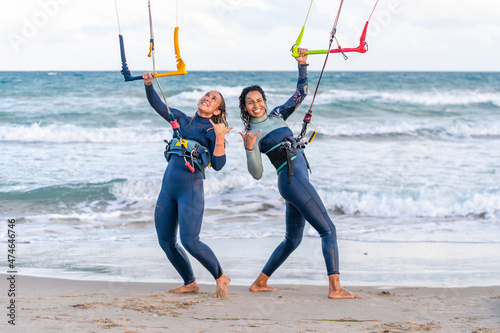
[264,137,311,183]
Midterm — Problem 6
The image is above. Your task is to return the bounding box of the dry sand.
[1,274,499,332]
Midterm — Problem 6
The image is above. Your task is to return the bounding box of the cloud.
[240,0,273,11]
[1,0,499,71]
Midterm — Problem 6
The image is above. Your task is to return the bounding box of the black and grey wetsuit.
[244,65,340,276]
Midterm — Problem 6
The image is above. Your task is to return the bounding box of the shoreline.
[7,238,500,288]
[1,274,499,332]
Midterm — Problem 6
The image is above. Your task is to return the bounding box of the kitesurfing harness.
[164,138,211,179]
[264,137,310,184]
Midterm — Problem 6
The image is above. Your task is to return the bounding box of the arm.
[245,146,264,180]
[210,152,226,171]
[270,48,309,121]
[210,120,233,171]
[239,130,264,180]
[143,72,181,122]
[270,66,308,120]
[144,84,169,122]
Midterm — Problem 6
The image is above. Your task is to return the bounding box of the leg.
[298,197,339,275]
[279,156,359,298]
[299,198,359,299]
[155,188,197,290]
[279,160,339,275]
[178,178,230,298]
[250,202,306,292]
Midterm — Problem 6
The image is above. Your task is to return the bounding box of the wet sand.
[2,274,499,332]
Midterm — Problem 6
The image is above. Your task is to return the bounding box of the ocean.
[1,70,499,287]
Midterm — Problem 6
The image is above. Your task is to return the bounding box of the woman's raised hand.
[238,130,261,151]
[210,119,233,137]
[142,72,156,86]
[295,47,308,65]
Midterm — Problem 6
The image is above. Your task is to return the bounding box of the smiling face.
[244,90,267,118]
[197,91,222,118]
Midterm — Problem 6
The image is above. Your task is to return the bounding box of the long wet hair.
[239,85,267,132]
[211,91,228,127]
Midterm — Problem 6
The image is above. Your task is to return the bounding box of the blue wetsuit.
[146,84,225,285]
[244,66,339,276]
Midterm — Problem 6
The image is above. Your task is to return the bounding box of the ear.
[213,109,221,116]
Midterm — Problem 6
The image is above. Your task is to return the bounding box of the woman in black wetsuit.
[238,49,360,299]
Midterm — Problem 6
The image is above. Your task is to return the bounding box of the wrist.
[215,135,226,145]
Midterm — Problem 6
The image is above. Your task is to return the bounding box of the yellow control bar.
[155,27,187,77]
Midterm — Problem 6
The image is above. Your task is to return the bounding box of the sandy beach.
[1,274,498,332]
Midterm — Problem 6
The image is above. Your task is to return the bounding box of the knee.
[180,235,199,254]
[290,236,302,249]
[157,238,176,258]
[319,221,337,239]
[285,233,303,250]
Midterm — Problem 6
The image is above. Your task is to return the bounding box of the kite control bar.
[292,21,369,58]
[154,27,187,78]
[118,27,187,82]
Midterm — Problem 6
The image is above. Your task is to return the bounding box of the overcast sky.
[1,0,499,72]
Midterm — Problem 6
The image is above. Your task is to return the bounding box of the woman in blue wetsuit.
[143,72,232,298]
[238,49,360,299]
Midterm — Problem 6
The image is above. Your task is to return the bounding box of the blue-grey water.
[1,71,499,287]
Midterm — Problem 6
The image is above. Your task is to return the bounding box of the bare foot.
[328,274,360,299]
[249,272,279,292]
[249,283,279,292]
[214,274,231,298]
[167,281,199,294]
[328,287,361,299]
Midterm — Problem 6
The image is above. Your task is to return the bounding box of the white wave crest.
[320,188,500,219]
[317,120,500,138]
[0,123,166,143]
[313,89,500,106]
[110,179,160,203]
